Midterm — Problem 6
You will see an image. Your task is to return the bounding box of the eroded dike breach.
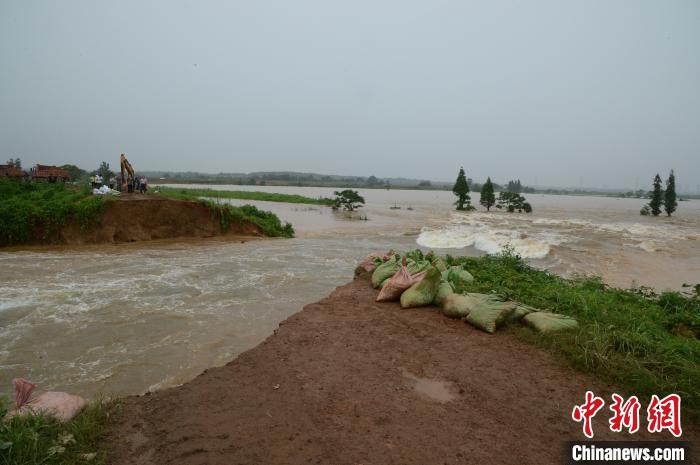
[106,276,693,465]
[28,196,263,246]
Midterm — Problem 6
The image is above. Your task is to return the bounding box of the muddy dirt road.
[108,277,694,465]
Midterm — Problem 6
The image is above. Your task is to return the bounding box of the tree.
[452,167,472,211]
[496,191,532,213]
[506,179,523,194]
[59,164,86,181]
[649,174,663,216]
[480,177,496,211]
[96,161,114,179]
[664,170,677,217]
[333,189,365,211]
[5,158,21,169]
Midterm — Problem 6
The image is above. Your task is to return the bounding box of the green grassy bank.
[0,398,116,465]
[0,180,104,246]
[156,186,334,206]
[445,250,700,422]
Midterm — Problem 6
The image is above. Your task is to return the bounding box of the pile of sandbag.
[5,378,86,422]
[358,250,579,335]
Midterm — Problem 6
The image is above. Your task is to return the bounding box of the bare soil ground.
[107,276,696,465]
[60,195,262,244]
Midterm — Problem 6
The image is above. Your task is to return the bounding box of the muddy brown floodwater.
[1,185,698,399]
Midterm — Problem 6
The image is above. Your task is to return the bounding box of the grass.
[156,186,334,206]
[440,248,700,423]
[156,187,295,238]
[209,202,295,238]
[0,179,105,246]
[0,397,117,465]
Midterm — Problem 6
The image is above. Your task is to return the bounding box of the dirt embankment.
[59,195,263,245]
[107,275,696,465]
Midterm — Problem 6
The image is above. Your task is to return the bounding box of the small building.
[31,164,71,182]
[0,164,25,178]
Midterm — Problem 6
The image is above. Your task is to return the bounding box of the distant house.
[0,164,25,178]
[31,164,71,182]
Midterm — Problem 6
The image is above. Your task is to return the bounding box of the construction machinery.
[120,153,135,192]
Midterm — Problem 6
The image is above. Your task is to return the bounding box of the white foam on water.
[416,219,568,259]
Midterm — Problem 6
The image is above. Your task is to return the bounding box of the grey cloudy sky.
[1,0,698,190]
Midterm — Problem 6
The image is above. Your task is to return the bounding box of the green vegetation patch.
[0,397,117,465]
[443,249,700,422]
[156,186,334,206]
[209,202,294,238]
[0,179,106,246]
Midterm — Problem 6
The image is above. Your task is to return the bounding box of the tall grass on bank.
[0,397,117,465]
[0,179,105,246]
[445,249,700,422]
[210,202,294,238]
[156,186,334,206]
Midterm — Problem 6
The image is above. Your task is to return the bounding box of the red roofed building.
[31,164,71,182]
[0,164,25,178]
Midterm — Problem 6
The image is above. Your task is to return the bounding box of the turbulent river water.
[1,185,699,398]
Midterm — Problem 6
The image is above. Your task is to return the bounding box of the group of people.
[126,176,148,194]
[89,174,147,193]
[89,174,113,189]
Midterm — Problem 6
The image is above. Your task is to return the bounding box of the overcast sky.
[1,1,698,190]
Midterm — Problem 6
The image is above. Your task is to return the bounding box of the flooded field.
[1,185,699,398]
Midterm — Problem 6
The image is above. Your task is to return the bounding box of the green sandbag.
[441,293,475,318]
[431,257,448,272]
[464,294,517,333]
[400,267,441,308]
[433,281,454,307]
[445,266,474,292]
[506,303,539,323]
[371,255,399,288]
[522,312,579,333]
[407,259,431,275]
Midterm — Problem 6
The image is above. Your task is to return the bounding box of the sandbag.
[406,259,431,275]
[433,281,454,307]
[506,303,539,323]
[377,259,426,302]
[522,312,579,333]
[431,257,448,272]
[440,293,475,318]
[464,295,517,333]
[440,292,499,319]
[24,392,87,422]
[400,267,441,308]
[8,378,86,422]
[371,255,400,288]
[358,252,384,273]
[445,266,474,292]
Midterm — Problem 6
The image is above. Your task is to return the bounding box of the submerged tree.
[649,174,663,216]
[496,191,532,213]
[480,177,496,211]
[452,167,473,211]
[333,189,365,211]
[664,170,677,217]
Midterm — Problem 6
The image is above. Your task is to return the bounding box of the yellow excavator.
[120,153,135,192]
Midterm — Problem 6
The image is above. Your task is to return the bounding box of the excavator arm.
[120,153,135,190]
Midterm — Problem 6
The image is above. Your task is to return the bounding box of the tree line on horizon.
[452,167,532,213]
[640,171,677,217]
